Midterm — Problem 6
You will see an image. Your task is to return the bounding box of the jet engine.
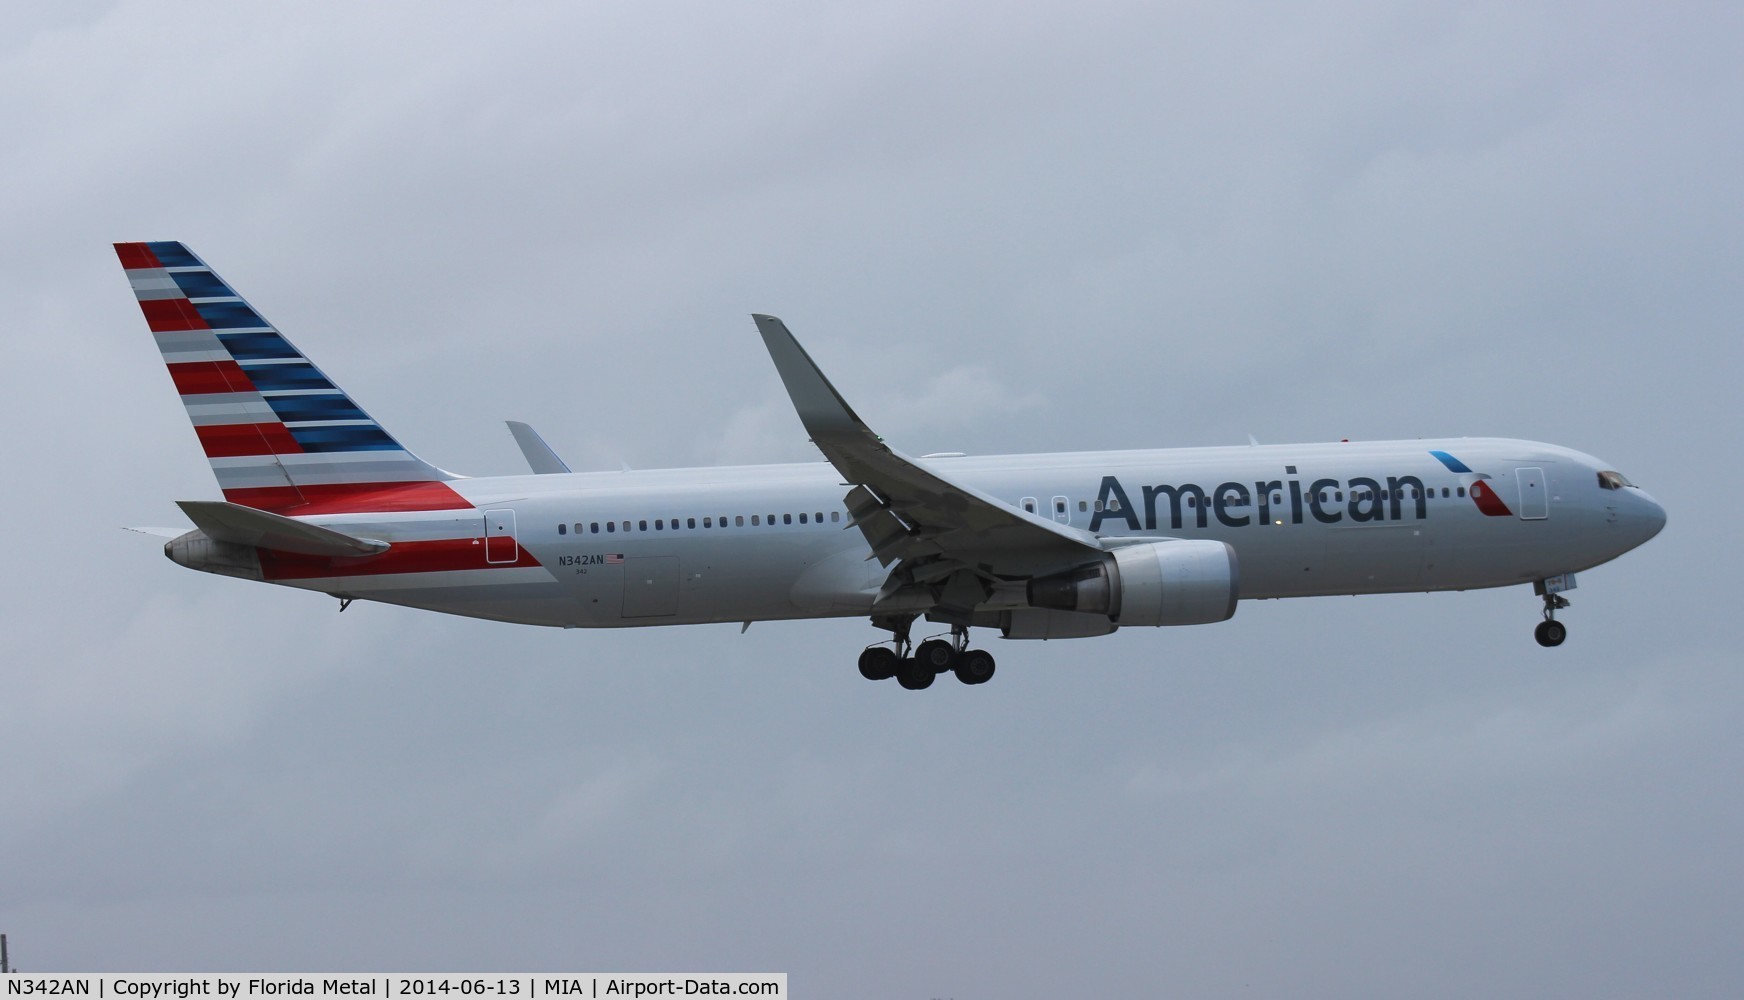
[1025,540,1238,627]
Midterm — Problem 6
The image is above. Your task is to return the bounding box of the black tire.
[895,658,935,690]
[858,646,898,681]
[953,649,996,685]
[915,639,956,672]
[1535,620,1567,647]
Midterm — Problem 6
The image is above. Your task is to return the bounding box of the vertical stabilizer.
[116,242,468,514]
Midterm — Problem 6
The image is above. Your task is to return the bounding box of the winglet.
[752,314,1101,566]
[506,421,572,474]
[176,500,390,556]
[751,314,874,446]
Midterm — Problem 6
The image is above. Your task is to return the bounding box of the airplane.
[117,241,1667,689]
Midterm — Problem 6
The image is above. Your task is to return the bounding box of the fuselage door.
[1516,468,1548,520]
[485,509,518,563]
[622,556,680,617]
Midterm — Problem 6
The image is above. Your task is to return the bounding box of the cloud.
[2,1,1740,993]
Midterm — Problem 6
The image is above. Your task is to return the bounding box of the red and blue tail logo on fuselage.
[1429,449,1513,516]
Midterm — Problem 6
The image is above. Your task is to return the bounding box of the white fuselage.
[257,437,1665,630]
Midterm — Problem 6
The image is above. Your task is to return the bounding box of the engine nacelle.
[1000,608,1120,640]
[1026,540,1238,627]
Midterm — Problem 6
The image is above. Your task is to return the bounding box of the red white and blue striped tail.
[116,241,469,515]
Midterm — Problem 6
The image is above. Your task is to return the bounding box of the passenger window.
[831,511,840,522]
[606,522,616,533]
[1094,500,1104,512]
[1457,487,1466,497]
[1055,499,1067,514]
[703,517,712,528]
[768,513,776,525]
[815,511,824,522]
[558,524,567,535]
[1023,499,1036,513]
[655,519,663,530]
[798,513,807,524]
[752,515,760,526]
[1079,500,1088,512]
[784,513,792,524]
[590,523,599,533]
[639,520,647,531]
[688,518,696,528]
[736,515,745,527]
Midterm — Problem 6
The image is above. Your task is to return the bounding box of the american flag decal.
[605,553,624,564]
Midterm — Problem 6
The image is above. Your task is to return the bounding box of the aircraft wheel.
[1535,620,1567,647]
[953,649,996,685]
[895,658,936,690]
[858,646,898,681]
[915,639,957,672]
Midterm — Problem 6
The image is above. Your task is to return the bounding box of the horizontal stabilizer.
[506,421,572,474]
[176,500,390,556]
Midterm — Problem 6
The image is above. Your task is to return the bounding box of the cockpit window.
[1597,470,1633,490]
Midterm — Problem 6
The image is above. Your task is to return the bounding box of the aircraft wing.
[753,315,1101,576]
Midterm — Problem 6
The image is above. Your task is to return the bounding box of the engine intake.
[1026,540,1238,627]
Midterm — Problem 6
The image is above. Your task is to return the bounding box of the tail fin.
[116,242,468,515]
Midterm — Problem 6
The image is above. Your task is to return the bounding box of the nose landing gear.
[1534,616,1567,647]
[1534,582,1571,647]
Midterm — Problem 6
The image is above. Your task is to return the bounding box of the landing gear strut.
[1535,589,1569,647]
[861,618,997,687]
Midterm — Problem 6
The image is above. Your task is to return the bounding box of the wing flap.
[176,500,391,557]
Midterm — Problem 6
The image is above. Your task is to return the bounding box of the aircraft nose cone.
[1626,490,1667,545]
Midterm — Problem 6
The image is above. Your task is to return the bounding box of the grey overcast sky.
[2,2,1740,996]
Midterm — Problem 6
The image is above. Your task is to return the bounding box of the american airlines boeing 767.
[119,242,1665,688]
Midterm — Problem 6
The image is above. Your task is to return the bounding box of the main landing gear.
[859,617,996,689]
[1534,587,1570,648]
